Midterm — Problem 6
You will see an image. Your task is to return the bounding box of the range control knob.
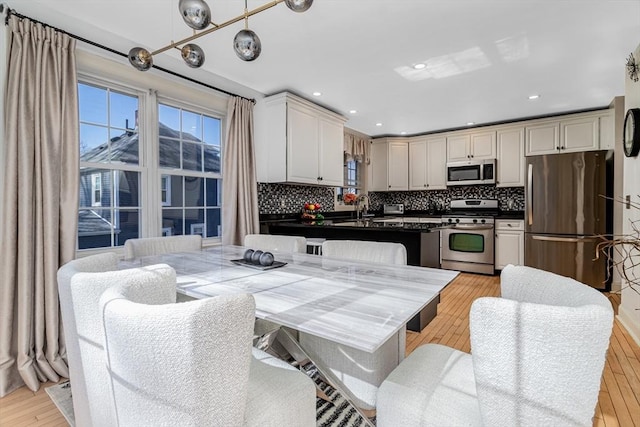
[473,219,478,223]
[481,218,486,224]
[455,218,460,223]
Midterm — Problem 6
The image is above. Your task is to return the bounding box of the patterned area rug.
[46,380,372,427]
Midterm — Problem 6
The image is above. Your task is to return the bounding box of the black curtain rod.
[2,5,255,103]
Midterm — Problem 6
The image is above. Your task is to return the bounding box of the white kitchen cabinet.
[254,92,346,185]
[525,112,606,156]
[496,127,525,187]
[561,116,599,153]
[495,220,524,269]
[526,122,560,155]
[369,138,408,191]
[409,136,446,190]
[446,131,496,162]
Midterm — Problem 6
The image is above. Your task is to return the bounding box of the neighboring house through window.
[91,173,102,206]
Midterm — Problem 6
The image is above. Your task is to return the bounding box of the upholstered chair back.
[470,265,614,427]
[243,233,307,253]
[322,240,407,265]
[100,272,255,426]
[123,235,202,260]
[57,252,119,427]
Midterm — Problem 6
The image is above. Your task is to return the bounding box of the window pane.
[159,104,180,135]
[116,171,140,207]
[203,116,220,146]
[163,209,183,236]
[115,209,140,247]
[204,145,221,173]
[159,137,180,168]
[168,176,183,208]
[78,83,107,125]
[206,208,221,237]
[110,91,138,131]
[78,209,112,249]
[182,141,202,171]
[205,178,220,207]
[182,110,201,140]
[79,168,111,207]
[80,124,109,160]
[109,128,139,165]
[185,209,205,236]
[185,177,204,207]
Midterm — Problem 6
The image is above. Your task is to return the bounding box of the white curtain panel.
[222,96,259,245]
[0,15,79,397]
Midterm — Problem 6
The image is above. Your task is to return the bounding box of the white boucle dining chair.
[321,239,407,265]
[243,233,307,253]
[123,234,202,260]
[93,266,316,427]
[57,252,120,427]
[299,239,409,411]
[376,264,614,427]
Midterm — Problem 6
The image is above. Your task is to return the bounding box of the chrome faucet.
[355,194,370,221]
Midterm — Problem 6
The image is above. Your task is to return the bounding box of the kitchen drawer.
[496,220,524,231]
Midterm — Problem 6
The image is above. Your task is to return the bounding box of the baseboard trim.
[617,305,640,346]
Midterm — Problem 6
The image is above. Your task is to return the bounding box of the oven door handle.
[451,224,494,231]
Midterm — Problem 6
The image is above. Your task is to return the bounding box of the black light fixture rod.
[3,6,255,103]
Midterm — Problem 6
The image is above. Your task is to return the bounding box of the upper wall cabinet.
[496,127,525,187]
[409,136,447,190]
[525,111,613,156]
[254,92,346,186]
[369,138,408,191]
[446,131,496,162]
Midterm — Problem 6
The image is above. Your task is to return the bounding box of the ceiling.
[10,0,640,137]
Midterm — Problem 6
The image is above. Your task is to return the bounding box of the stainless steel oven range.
[441,199,497,275]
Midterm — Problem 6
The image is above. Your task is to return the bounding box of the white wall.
[620,42,640,345]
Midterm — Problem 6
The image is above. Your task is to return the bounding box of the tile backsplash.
[258,183,525,214]
[369,186,525,212]
[258,183,335,214]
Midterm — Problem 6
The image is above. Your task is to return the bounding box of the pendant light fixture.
[128,0,313,71]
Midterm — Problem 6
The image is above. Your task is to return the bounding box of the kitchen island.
[265,218,443,268]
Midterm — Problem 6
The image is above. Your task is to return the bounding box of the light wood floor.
[1,273,639,426]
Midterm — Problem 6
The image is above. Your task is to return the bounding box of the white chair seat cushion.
[377,344,482,427]
[244,348,316,427]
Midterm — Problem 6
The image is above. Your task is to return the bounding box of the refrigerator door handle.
[531,235,598,243]
[527,163,533,226]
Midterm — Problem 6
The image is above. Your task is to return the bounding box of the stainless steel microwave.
[446,159,496,186]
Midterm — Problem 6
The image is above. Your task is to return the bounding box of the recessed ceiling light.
[466,122,475,126]
[413,63,426,70]
[349,110,357,114]
[528,94,540,100]
[401,131,407,135]
[375,123,383,127]
[312,91,322,96]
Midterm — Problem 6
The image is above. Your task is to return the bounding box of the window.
[78,82,141,249]
[336,159,362,205]
[158,103,222,238]
[77,79,223,250]
[91,173,102,206]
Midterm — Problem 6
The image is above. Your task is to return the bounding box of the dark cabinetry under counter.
[265,221,441,268]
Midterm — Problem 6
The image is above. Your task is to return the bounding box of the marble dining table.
[119,245,459,354]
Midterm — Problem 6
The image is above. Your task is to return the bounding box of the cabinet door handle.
[388,185,391,188]
[507,223,512,227]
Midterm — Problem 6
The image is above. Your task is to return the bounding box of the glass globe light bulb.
[181,43,205,68]
[128,47,153,71]
[284,0,313,12]
[233,29,262,62]
[178,0,211,30]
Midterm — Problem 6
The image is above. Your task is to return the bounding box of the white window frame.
[76,63,227,256]
[335,159,366,211]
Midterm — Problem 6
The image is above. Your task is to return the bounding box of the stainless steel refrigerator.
[525,150,613,290]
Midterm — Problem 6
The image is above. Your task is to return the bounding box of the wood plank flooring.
[1,273,638,426]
